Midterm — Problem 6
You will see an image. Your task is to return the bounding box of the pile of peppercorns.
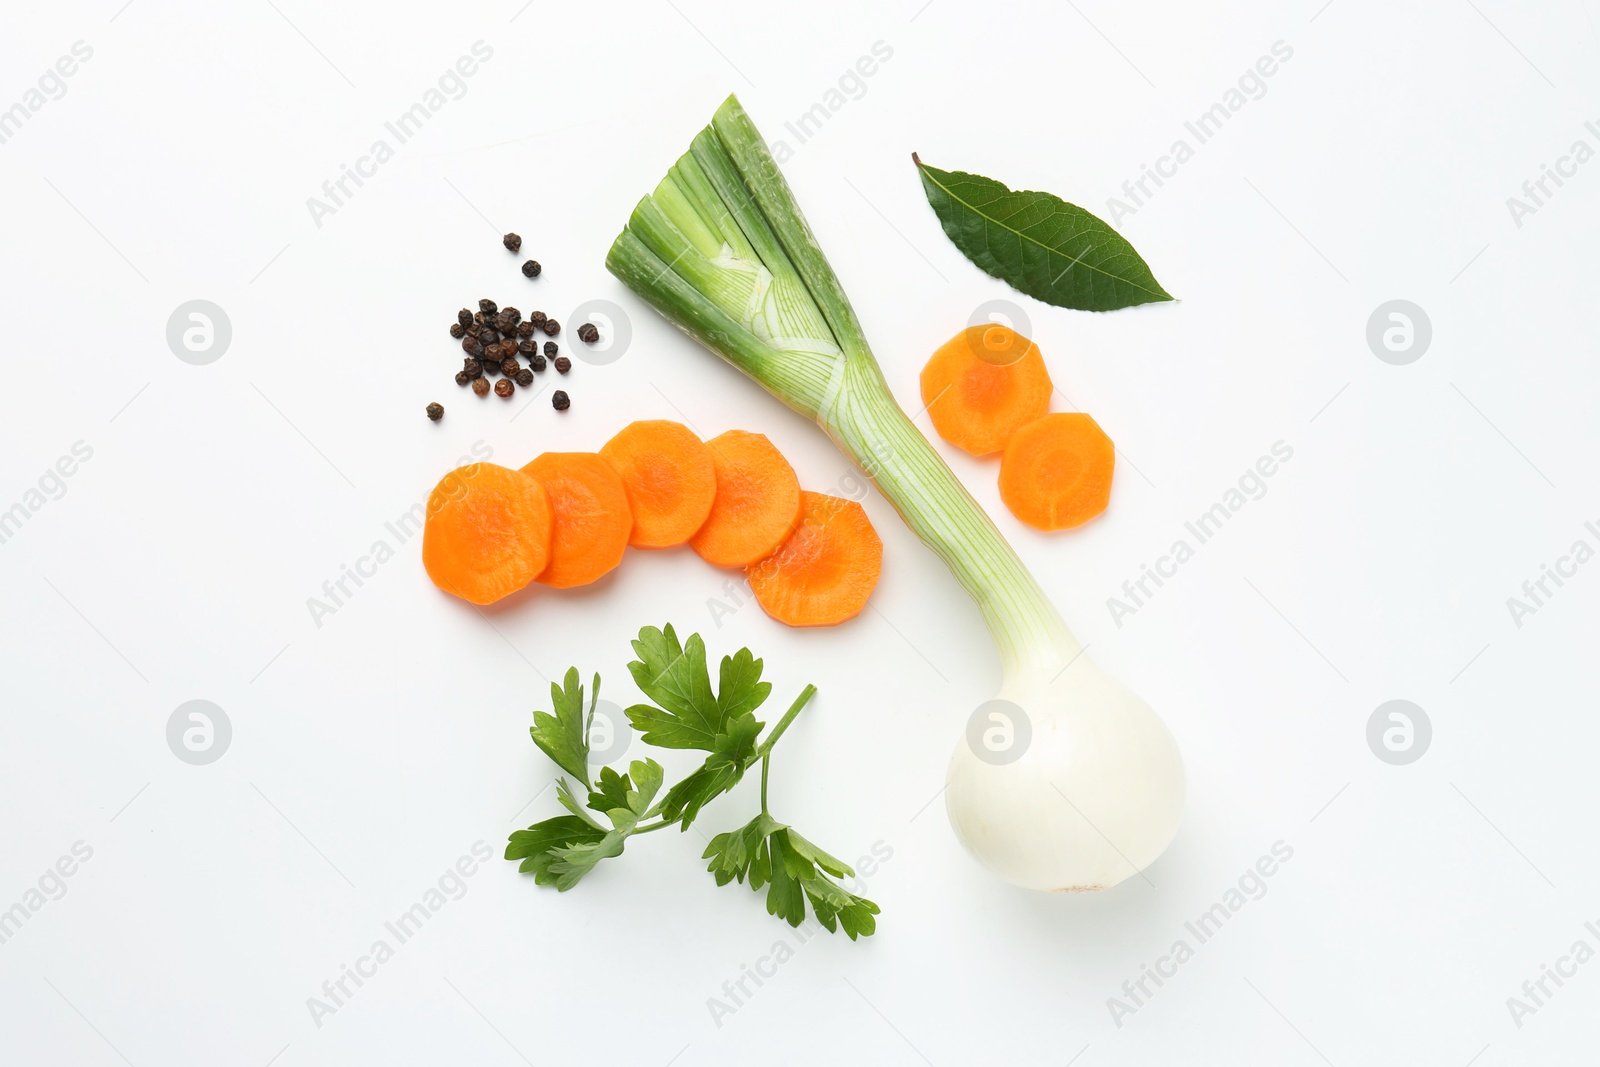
[423,232,602,422]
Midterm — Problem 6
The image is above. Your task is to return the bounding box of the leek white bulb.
[946,658,1184,892]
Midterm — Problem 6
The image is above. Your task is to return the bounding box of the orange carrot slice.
[422,462,552,605]
[599,420,718,549]
[921,324,1052,456]
[998,413,1115,531]
[520,452,633,588]
[747,491,882,627]
[689,430,803,567]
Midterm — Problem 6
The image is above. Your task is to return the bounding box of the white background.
[2,1,1598,1064]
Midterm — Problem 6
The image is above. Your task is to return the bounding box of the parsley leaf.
[715,647,771,720]
[505,816,607,887]
[507,759,667,890]
[586,765,632,815]
[544,833,627,890]
[529,668,599,782]
[659,712,762,827]
[703,812,783,886]
[704,814,880,940]
[625,625,770,751]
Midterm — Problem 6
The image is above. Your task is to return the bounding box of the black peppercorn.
[543,341,558,358]
[463,357,483,378]
[543,319,560,336]
[515,368,534,387]
[426,402,444,422]
[481,355,499,375]
[479,298,498,315]
[531,354,547,372]
[473,311,485,325]
[458,308,473,328]
[455,369,471,387]
[577,323,600,344]
[481,329,500,346]
[462,337,484,358]
[472,377,490,397]
[501,357,519,376]
[494,309,517,333]
[521,259,541,278]
[449,322,465,339]
[552,390,570,411]
[494,377,514,398]
[503,232,522,252]
[529,310,547,327]
[518,339,535,356]
[517,321,535,338]
[554,356,571,374]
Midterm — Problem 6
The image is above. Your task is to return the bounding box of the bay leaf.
[914,154,1173,312]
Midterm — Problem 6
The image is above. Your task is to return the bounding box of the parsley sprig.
[505,624,879,939]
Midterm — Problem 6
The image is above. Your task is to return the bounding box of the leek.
[607,95,1184,892]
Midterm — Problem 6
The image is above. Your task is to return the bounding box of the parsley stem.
[630,818,673,835]
[760,752,771,815]
[755,683,817,763]
[756,684,813,816]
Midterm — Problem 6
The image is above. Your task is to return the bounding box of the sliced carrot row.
[420,422,882,627]
[922,324,1116,533]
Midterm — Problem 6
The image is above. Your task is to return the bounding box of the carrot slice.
[921,324,1052,456]
[599,420,718,549]
[422,463,552,605]
[520,452,633,588]
[998,413,1115,531]
[689,430,803,567]
[747,491,882,627]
